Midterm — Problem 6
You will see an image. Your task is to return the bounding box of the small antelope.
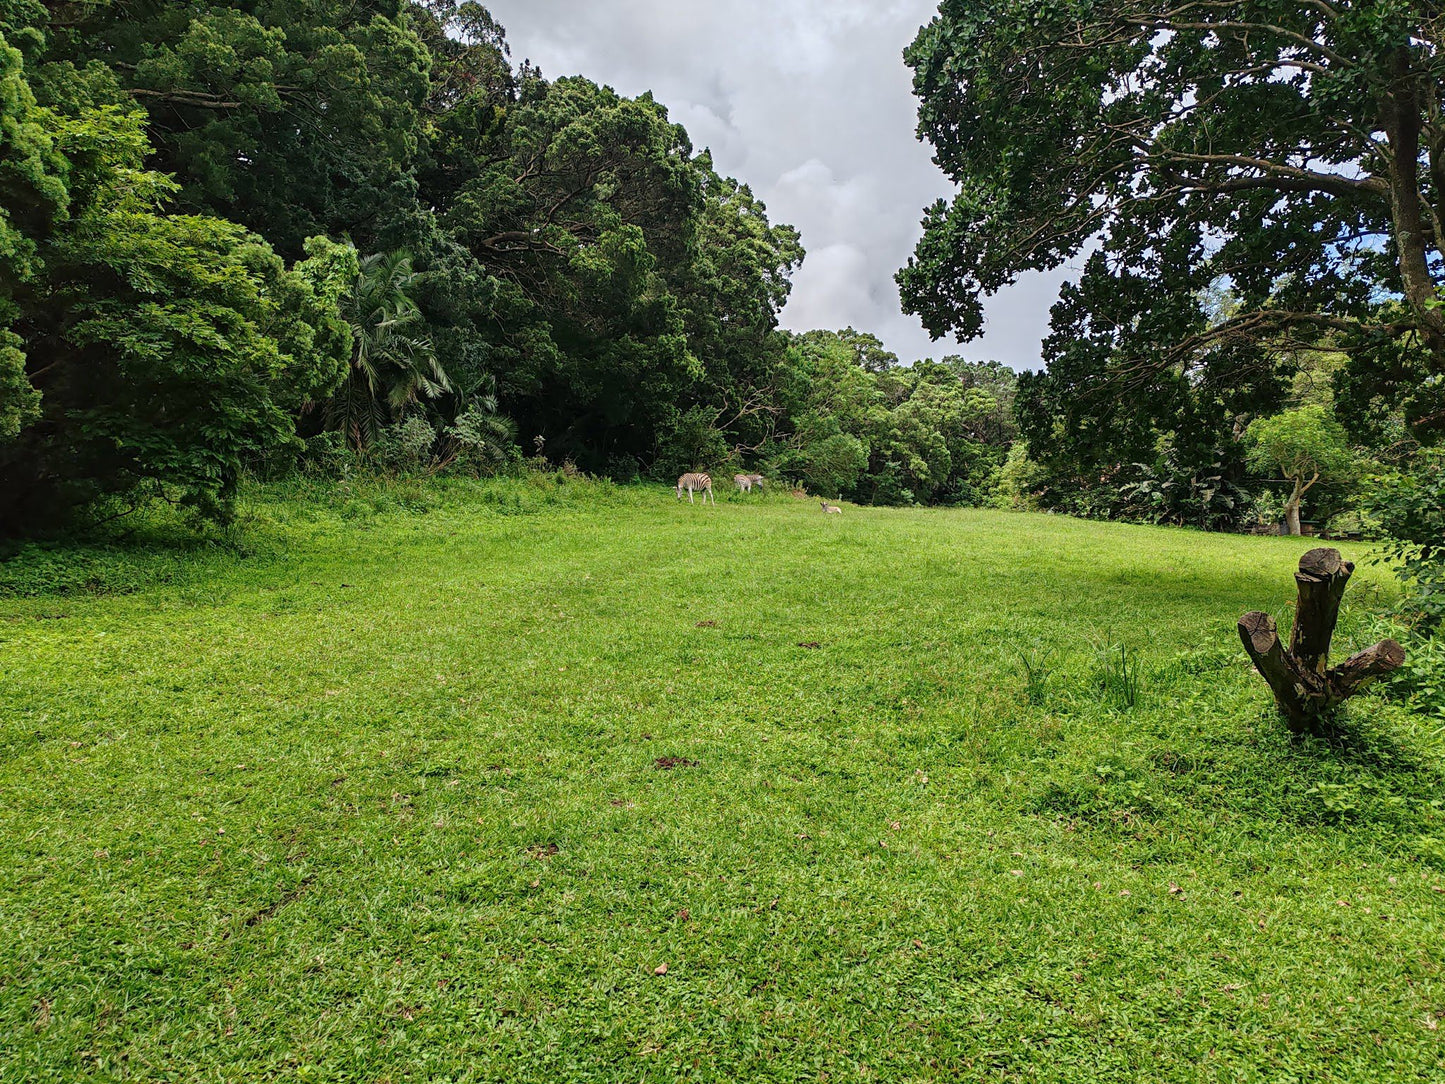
[733,473,765,494]
[676,472,715,504]
[820,499,842,514]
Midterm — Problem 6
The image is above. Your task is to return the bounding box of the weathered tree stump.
[1239,548,1405,734]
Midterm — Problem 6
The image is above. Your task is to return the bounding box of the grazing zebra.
[820,499,842,514]
[733,473,765,494]
[676,472,715,504]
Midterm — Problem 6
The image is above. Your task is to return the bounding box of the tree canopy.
[900,0,1445,459]
[0,16,351,529]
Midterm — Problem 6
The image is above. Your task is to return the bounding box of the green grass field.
[2,476,1443,1082]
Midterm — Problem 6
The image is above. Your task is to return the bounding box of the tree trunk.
[1237,611,1327,733]
[1291,547,1352,675]
[1283,499,1301,536]
[1238,548,1405,734]
[1382,47,1445,354]
[1282,476,1305,536]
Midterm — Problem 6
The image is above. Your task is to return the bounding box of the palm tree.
[326,251,451,451]
[442,375,518,472]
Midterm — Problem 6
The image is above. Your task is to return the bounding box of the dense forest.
[0,0,1020,534]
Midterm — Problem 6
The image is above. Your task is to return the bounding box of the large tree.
[900,1,1445,445]
[0,28,60,443]
[0,25,351,532]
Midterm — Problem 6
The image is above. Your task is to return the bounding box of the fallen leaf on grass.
[654,757,698,770]
[797,641,822,649]
[654,963,668,975]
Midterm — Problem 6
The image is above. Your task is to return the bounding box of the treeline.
[0,0,1023,535]
[1006,339,1366,535]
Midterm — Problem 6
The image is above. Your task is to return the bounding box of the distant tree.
[939,357,1018,445]
[901,2,1445,447]
[796,433,869,499]
[836,328,900,375]
[1245,407,1356,536]
[675,160,804,458]
[435,74,704,467]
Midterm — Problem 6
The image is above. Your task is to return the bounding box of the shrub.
[371,415,438,474]
[989,443,1046,510]
[1364,450,1445,628]
[442,404,518,475]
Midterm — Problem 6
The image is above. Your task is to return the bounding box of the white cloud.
[484,0,1068,370]
[783,243,874,330]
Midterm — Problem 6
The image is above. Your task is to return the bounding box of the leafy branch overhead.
[901,1,1445,449]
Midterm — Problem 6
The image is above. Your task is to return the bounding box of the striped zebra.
[733,473,764,494]
[676,472,715,504]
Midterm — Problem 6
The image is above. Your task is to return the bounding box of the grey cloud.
[484,0,1065,371]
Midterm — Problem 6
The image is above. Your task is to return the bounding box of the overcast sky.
[482,0,1073,371]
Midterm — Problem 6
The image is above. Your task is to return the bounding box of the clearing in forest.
[1,478,1441,1081]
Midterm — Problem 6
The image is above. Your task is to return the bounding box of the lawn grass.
[2,475,1443,1082]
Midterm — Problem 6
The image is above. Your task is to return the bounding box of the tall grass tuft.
[1094,639,1143,710]
[1010,641,1058,707]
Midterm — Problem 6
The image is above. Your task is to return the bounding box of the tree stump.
[1238,548,1405,734]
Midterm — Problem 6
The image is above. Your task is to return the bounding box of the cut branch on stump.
[1290,547,1352,675]
[1239,548,1405,734]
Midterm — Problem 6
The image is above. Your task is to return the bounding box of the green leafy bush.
[443,403,518,475]
[1364,450,1445,628]
[989,442,1045,510]
[371,416,438,474]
